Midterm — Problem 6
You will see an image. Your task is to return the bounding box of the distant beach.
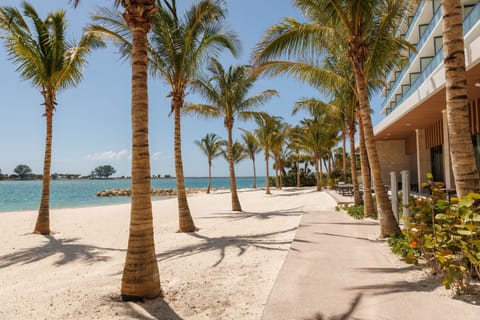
[0,177,265,212]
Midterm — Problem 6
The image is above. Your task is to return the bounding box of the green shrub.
[404,173,480,295]
[387,233,420,265]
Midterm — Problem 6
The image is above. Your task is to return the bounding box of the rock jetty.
[96,188,206,197]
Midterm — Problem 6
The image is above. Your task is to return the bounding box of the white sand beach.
[0,187,336,320]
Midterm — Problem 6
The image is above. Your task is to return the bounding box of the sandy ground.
[0,187,335,320]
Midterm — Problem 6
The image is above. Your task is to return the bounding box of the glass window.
[472,134,480,170]
[433,0,441,13]
[431,145,444,182]
[434,36,443,55]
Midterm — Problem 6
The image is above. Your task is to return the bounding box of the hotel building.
[374,0,480,192]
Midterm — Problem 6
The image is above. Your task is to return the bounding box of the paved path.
[261,200,480,320]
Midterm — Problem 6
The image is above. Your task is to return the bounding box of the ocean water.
[0,177,265,212]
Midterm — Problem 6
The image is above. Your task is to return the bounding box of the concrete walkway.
[261,195,480,320]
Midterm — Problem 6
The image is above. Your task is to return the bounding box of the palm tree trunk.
[279,166,283,189]
[442,0,480,196]
[207,159,211,194]
[350,52,400,237]
[358,110,374,217]
[121,5,161,299]
[315,154,321,191]
[348,119,361,205]
[275,159,280,189]
[173,94,196,231]
[227,125,242,211]
[265,149,271,194]
[342,130,347,182]
[296,151,301,187]
[252,157,257,188]
[327,153,332,185]
[33,99,53,235]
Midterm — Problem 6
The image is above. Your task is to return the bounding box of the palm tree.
[0,3,102,235]
[75,0,161,300]
[186,59,277,211]
[221,140,248,164]
[286,125,305,188]
[240,130,261,188]
[440,1,480,196]
[271,122,290,189]
[89,0,239,231]
[254,114,284,195]
[194,133,223,193]
[253,0,412,237]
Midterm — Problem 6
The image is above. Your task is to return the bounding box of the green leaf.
[456,230,474,236]
[435,213,448,220]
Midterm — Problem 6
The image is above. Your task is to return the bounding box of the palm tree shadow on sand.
[109,294,184,320]
[0,235,124,268]
[198,206,304,222]
[303,293,362,320]
[157,227,302,267]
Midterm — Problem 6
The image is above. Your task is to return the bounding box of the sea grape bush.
[401,173,480,294]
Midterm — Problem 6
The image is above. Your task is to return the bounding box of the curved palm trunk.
[121,6,161,300]
[173,96,196,232]
[442,0,480,196]
[358,110,374,217]
[348,120,361,205]
[265,148,271,194]
[350,51,400,237]
[207,159,212,194]
[252,156,257,188]
[33,100,53,235]
[227,125,242,211]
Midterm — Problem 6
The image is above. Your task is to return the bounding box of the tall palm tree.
[253,0,412,237]
[75,0,161,300]
[240,130,261,188]
[254,114,284,195]
[0,3,103,235]
[186,59,277,211]
[89,0,239,231]
[194,133,223,193]
[440,0,480,196]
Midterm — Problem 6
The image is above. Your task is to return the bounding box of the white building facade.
[374,0,480,192]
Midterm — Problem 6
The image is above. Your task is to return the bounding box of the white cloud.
[151,152,163,160]
[85,149,130,161]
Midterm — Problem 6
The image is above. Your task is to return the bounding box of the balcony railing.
[385,3,480,115]
[383,8,442,108]
[464,2,480,34]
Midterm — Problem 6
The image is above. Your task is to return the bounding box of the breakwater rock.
[96,188,206,197]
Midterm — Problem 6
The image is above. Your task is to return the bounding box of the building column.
[416,128,431,192]
[442,109,455,189]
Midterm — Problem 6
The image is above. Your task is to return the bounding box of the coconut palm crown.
[88,0,239,231]
[0,2,103,235]
[195,133,223,193]
[186,59,278,211]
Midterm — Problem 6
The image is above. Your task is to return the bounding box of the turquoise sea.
[0,177,265,212]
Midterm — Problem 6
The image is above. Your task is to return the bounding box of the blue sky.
[0,0,384,177]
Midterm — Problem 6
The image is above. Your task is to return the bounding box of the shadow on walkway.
[303,293,363,320]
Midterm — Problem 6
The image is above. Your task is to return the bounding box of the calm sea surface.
[0,177,265,212]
